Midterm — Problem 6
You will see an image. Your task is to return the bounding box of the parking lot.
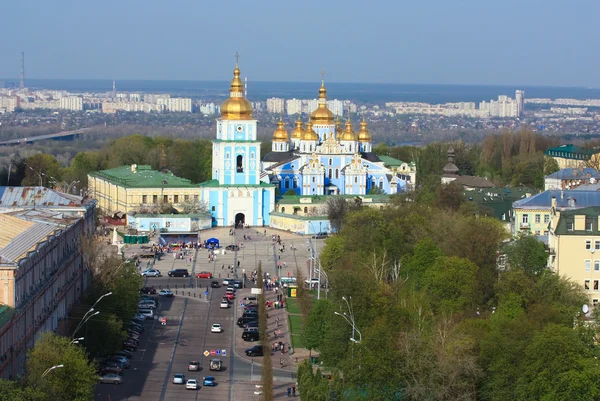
[94,227,322,401]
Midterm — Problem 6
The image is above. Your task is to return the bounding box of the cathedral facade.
[262,79,411,196]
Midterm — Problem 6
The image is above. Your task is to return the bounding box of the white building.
[165,98,192,113]
[267,98,285,114]
[199,102,217,115]
[479,95,520,118]
[0,96,19,113]
[326,99,344,116]
[286,99,302,115]
[59,96,83,111]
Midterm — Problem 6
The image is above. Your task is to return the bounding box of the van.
[138,308,154,319]
[242,330,259,342]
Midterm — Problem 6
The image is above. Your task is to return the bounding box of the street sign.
[216,349,221,355]
[203,350,210,357]
[204,291,209,296]
[210,350,216,356]
[222,349,227,356]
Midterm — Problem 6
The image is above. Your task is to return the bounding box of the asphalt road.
[95,228,322,401]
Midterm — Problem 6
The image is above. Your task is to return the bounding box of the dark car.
[244,304,258,310]
[237,316,258,327]
[243,321,259,329]
[102,361,128,370]
[232,280,244,288]
[168,269,189,278]
[140,286,157,295]
[245,345,264,357]
[123,341,138,350]
[99,366,124,375]
[242,311,258,318]
[243,296,257,302]
[113,350,133,359]
[242,331,260,342]
[312,232,329,239]
[225,244,240,251]
[211,280,221,288]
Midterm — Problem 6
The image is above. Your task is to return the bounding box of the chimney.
[130,164,137,173]
[525,193,531,198]
[561,191,565,200]
[551,196,557,210]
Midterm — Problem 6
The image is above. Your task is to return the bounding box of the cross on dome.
[235,52,240,66]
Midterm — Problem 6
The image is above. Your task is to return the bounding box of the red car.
[225,292,235,300]
[196,271,213,279]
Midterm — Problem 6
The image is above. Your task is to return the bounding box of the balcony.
[519,222,530,229]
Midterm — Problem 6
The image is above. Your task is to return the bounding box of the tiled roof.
[0,187,82,208]
[513,190,600,210]
[89,165,197,188]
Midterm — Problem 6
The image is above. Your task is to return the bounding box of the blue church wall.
[262,189,272,225]
[222,190,228,223]
[253,190,259,226]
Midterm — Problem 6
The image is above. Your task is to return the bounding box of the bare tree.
[325,196,348,232]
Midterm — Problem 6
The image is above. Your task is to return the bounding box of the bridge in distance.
[0,128,93,146]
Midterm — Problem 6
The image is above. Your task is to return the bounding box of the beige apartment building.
[548,204,600,305]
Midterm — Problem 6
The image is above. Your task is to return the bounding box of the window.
[328,169,332,179]
[544,214,550,223]
[567,222,574,231]
[329,158,332,165]
[586,260,591,271]
[586,240,592,250]
[543,231,549,236]
[585,280,590,291]
[293,178,298,188]
[174,195,179,203]
[251,151,255,159]
[587,221,593,231]
[281,207,285,213]
[594,280,598,292]
[379,181,383,189]
[163,195,168,203]
[226,152,230,159]
[594,299,599,307]
[184,195,189,202]
[284,178,289,189]
[595,261,600,271]
[595,240,600,250]
[153,195,158,203]
[312,177,316,183]
[304,207,308,214]
[335,169,339,179]
[354,177,358,183]
[211,206,215,212]
[522,214,529,224]
[142,195,147,204]
[237,155,244,173]
[194,195,199,202]
[535,230,540,235]
[535,214,540,223]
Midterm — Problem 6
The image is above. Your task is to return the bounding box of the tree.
[257,263,273,401]
[22,154,62,187]
[25,332,97,401]
[402,238,443,290]
[423,256,479,313]
[504,235,548,277]
[325,196,348,232]
[301,299,333,356]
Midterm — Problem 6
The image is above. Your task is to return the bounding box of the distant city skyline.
[1,0,598,88]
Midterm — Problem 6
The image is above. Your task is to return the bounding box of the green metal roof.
[198,179,275,188]
[555,206,600,235]
[465,186,537,220]
[89,165,197,188]
[377,155,407,167]
[269,212,328,220]
[544,144,597,160]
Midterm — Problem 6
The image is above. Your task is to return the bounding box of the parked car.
[222,278,231,285]
[203,376,217,386]
[232,280,243,288]
[158,289,174,297]
[186,378,199,390]
[102,361,128,371]
[113,350,133,359]
[243,321,259,329]
[210,280,221,288]
[123,341,138,350]
[137,301,156,310]
[108,357,130,369]
[211,324,223,333]
[224,292,235,300]
[140,286,157,294]
[225,244,239,251]
[188,361,200,371]
[173,373,185,384]
[220,300,229,309]
[312,232,329,239]
[226,286,236,293]
[237,316,258,327]
[243,296,257,302]
[245,345,264,357]
[195,271,212,279]
[133,313,147,322]
[99,366,124,375]
[168,269,189,278]
[99,373,123,385]
[242,330,260,342]
[141,269,161,277]
[137,309,154,319]
[209,359,222,371]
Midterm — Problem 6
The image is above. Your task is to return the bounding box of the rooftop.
[513,190,600,210]
[377,155,409,167]
[554,206,600,236]
[545,168,600,180]
[0,186,83,208]
[465,186,537,220]
[544,144,598,160]
[198,180,274,188]
[89,165,197,188]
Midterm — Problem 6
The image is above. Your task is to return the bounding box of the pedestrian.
[280,358,284,368]
[222,264,224,270]
[292,386,296,397]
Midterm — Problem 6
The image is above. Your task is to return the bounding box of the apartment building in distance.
[59,96,83,111]
[266,97,285,114]
[547,205,600,305]
[0,187,96,379]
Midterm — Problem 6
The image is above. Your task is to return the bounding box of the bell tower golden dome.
[340,117,356,141]
[291,116,304,140]
[220,56,253,120]
[357,118,372,142]
[272,116,289,142]
[310,70,334,125]
[302,121,319,141]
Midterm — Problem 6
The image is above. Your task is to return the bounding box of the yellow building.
[88,164,202,216]
[548,205,600,305]
[545,144,600,169]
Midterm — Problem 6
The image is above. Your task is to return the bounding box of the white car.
[173,373,185,384]
[222,278,231,285]
[226,286,236,293]
[220,300,229,309]
[141,269,161,277]
[211,324,223,333]
[186,379,198,390]
[137,301,156,309]
[158,289,173,297]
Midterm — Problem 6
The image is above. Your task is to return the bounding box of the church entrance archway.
[235,213,245,229]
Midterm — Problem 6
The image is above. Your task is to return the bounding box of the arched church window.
[226,152,230,159]
[304,207,308,214]
[379,179,384,189]
[328,169,332,179]
[293,178,298,188]
[285,178,290,189]
[329,158,332,166]
[312,177,316,183]
[251,151,255,159]
[211,206,215,212]
[281,207,285,213]
[335,169,339,179]
[237,155,244,173]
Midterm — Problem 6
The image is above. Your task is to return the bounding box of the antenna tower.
[20,52,25,89]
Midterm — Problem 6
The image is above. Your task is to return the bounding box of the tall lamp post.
[70,337,84,345]
[309,257,328,299]
[72,291,111,338]
[41,364,64,379]
[334,296,362,343]
[28,166,45,186]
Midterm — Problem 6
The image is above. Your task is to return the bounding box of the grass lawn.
[286,297,302,315]
[288,314,305,349]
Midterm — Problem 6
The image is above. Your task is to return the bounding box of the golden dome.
[302,122,319,141]
[357,119,372,142]
[340,118,356,141]
[220,64,253,120]
[310,80,334,124]
[272,116,289,142]
[291,117,304,139]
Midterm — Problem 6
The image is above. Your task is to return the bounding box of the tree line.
[297,191,599,401]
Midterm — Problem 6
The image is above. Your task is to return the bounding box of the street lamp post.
[28,166,45,187]
[41,364,64,379]
[72,291,111,338]
[70,337,84,345]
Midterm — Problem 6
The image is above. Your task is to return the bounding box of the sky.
[0,0,598,87]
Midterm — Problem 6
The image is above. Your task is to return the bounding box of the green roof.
[464,186,537,220]
[544,144,598,160]
[377,155,407,167]
[198,179,275,188]
[277,194,390,204]
[555,206,600,235]
[269,212,328,220]
[89,165,197,188]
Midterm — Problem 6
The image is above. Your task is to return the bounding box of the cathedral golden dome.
[220,63,253,120]
[357,118,372,142]
[302,122,319,141]
[291,117,304,139]
[272,116,289,142]
[340,118,356,141]
[310,80,334,124]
